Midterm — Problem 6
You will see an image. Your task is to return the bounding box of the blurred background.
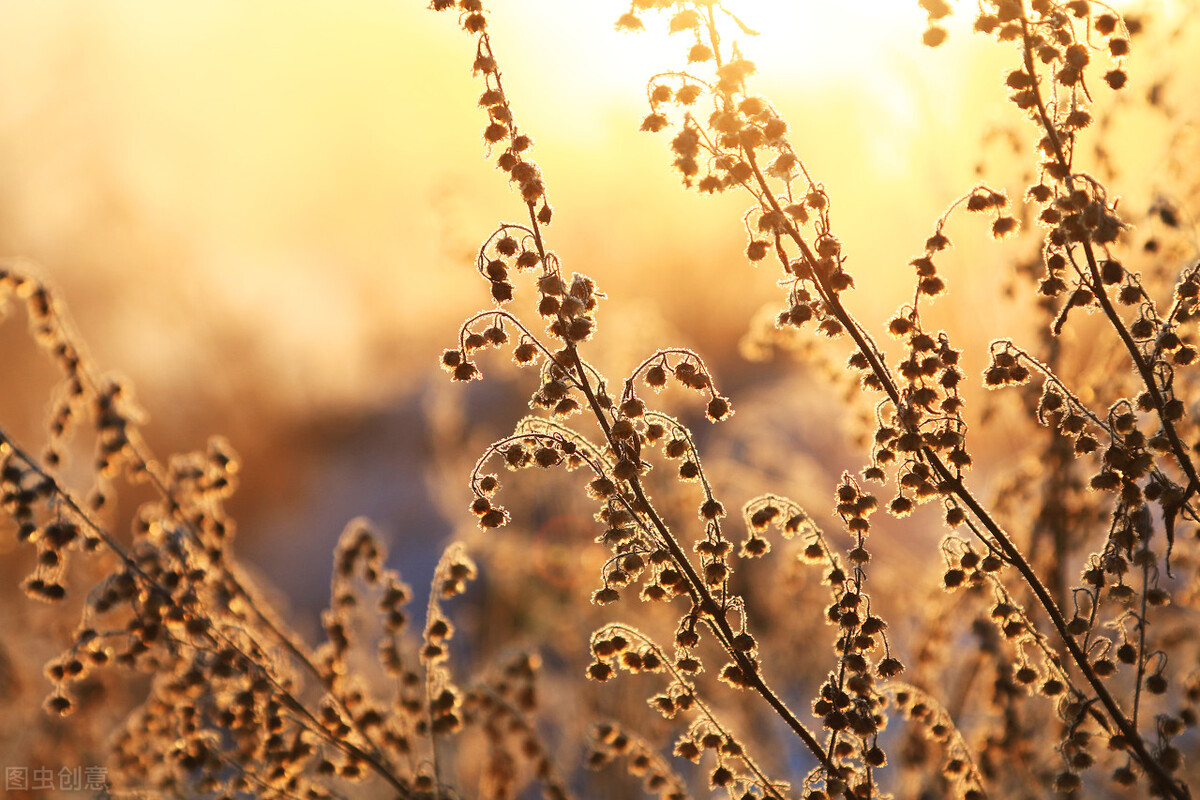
[1,0,1196,618]
[1,1,1198,792]
[0,1,1035,592]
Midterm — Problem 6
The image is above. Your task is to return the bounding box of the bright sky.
[0,0,1188,411]
[482,0,937,140]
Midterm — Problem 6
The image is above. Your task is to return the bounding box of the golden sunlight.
[724,0,931,81]
[0,0,986,405]
[3,1,1200,797]
[503,1,935,111]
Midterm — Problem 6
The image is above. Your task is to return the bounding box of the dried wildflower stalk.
[0,259,572,797]
[438,0,1196,798]
[434,2,912,798]
[3,1,1198,799]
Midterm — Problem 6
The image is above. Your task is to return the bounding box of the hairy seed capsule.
[706,396,731,421]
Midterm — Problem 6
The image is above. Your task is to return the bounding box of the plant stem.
[522,201,848,789]
[739,132,1188,800]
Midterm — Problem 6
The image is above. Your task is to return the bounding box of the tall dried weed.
[2,1,1199,799]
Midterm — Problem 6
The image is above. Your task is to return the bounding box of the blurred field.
[2,3,1200,798]
[0,0,1196,602]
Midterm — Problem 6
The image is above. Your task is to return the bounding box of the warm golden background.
[0,0,1195,602]
[2,3,1200,798]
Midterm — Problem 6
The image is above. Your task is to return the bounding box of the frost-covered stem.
[520,202,842,785]
[742,136,1187,800]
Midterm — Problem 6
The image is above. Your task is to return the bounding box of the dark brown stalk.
[1017,14,1199,501]
[693,11,1097,790]
[0,430,414,798]
[521,201,845,787]
[739,132,1188,800]
[28,290,406,782]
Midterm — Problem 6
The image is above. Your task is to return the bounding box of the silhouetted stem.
[522,201,847,790]
[740,135,1188,799]
[0,430,414,798]
[1017,15,1199,502]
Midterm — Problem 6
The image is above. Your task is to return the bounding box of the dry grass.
[2,1,1199,799]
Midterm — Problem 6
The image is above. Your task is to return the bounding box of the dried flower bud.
[922,25,948,47]
[704,562,728,585]
[588,661,614,681]
[592,587,620,605]
[615,12,643,31]
[479,509,507,529]
[706,396,731,421]
[700,499,725,520]
[992,216,1019,237]
[453,362,479,381]
[512,341,538,365]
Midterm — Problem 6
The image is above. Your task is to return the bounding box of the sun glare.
[491,0,941,153]
[724,0,930,81]
[509,0,933,98]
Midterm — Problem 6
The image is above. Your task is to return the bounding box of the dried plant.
[434,1,1197,798]
[3,1,1200,800]
[0,263,573,797]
